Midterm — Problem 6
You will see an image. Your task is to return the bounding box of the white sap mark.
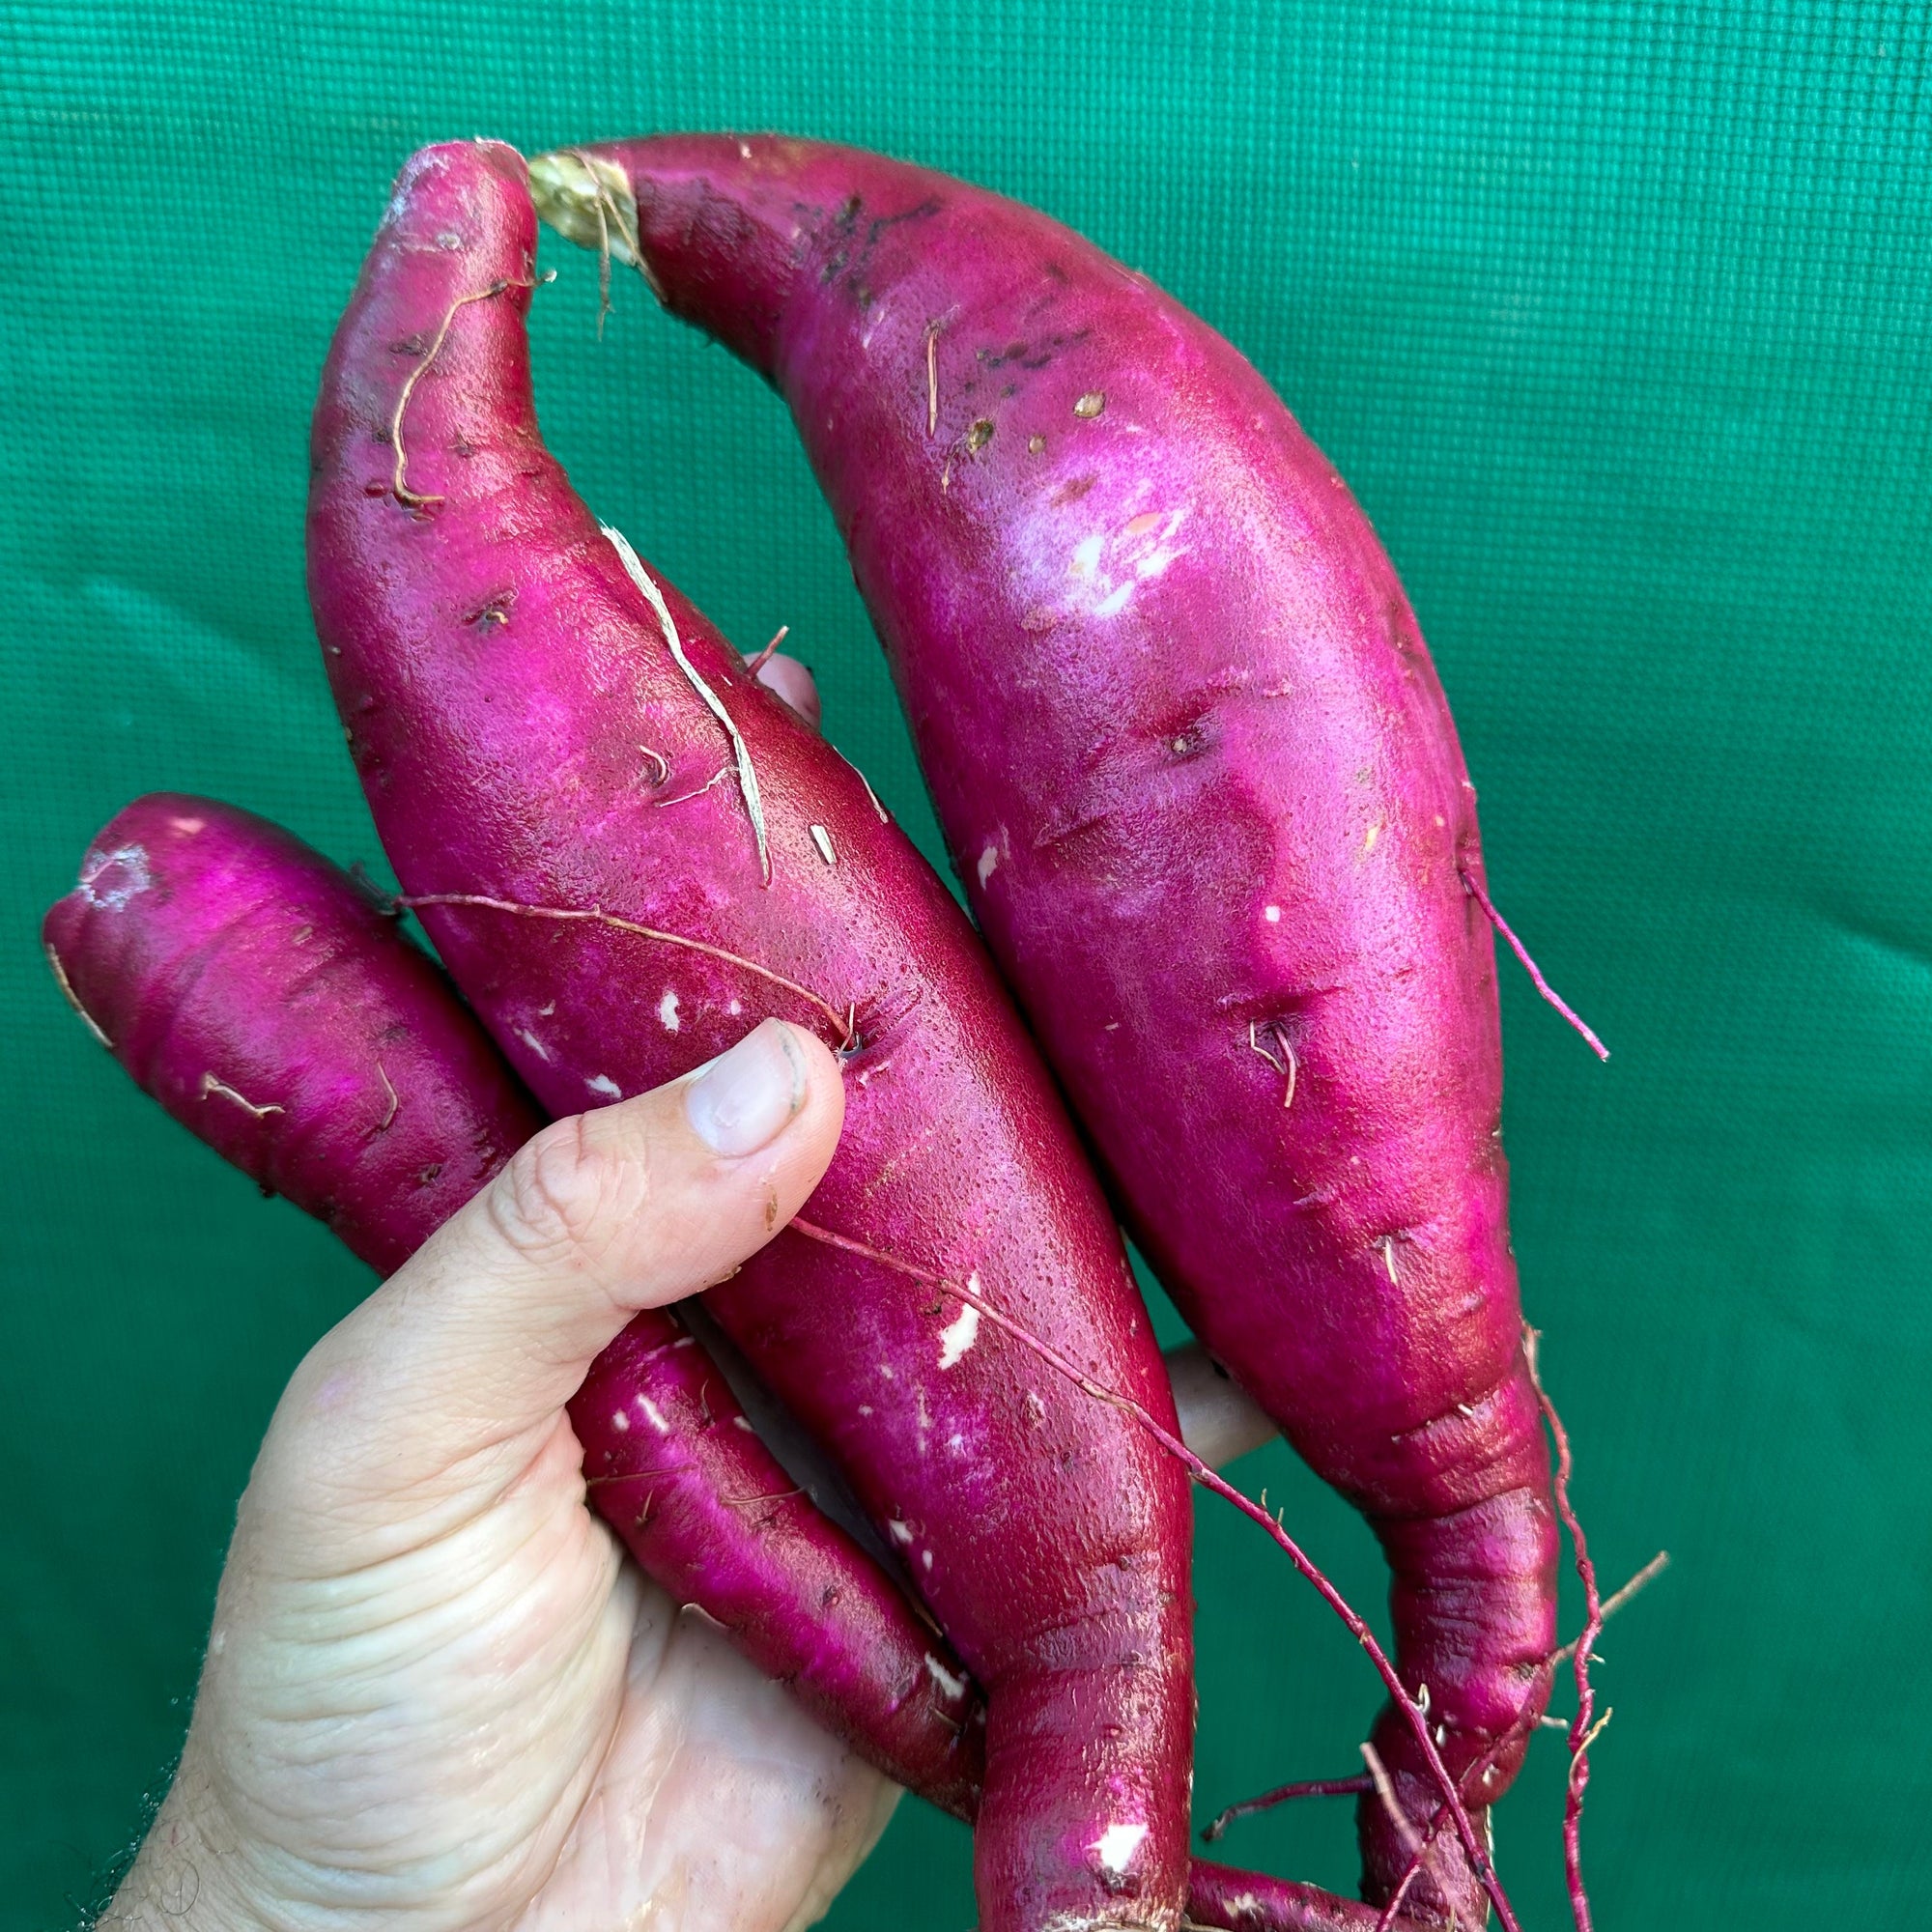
[879,1362,895,1380]
[947,1433,964,1451]
[1225,1894,1260,1918]
[733,1414,755,1432]
[516,1029,552,1063]
[1264,904,1282,923]
[857,1403,874,1417]
[889,1518,914,1546]
[585,1073,621,1098]
[639,1396,669,1435]
[810,823,838,866]
[167,815,205,835]
[611,1409,631,1433]
[1363,819,1383,857]
[80,842,151,909]
[1104,1021,1119,1031]
[659,989,681,1032]
[538,1000,556,1017]
[1091,1822,1149,1876]
[924,1653,968,1700]
[1066,506,1193,621]
[738,140,753,158]
[937,1301,980,1369]
[860,310,885,351]
[977,842,1000,887]
[728,998,742,1015]
[673,1334,696,1348]
[923,1548,935,1570]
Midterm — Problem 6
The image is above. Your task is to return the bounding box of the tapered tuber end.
[529,149,639,264]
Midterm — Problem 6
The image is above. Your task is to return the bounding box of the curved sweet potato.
[536,134,1558,1923]
[307,142,1197,1932]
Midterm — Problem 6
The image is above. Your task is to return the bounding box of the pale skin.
[104,662,1271,1932]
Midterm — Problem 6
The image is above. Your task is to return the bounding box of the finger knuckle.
[487,1113,647,1270]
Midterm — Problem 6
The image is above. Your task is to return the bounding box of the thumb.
[262,1019,843,1512]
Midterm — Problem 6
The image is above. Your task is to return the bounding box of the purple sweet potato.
[307,142,1197,1932]
[532,134,1560,1923]
[42,792,982,1818]
[43,792,531,1266]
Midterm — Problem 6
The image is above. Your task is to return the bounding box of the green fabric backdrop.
[4,3,1926,1925]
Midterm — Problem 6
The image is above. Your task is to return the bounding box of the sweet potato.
[43,792,531,1268]
[42,792,983,1818]
[532,134,1560,1924]
[307,141,1198,1932]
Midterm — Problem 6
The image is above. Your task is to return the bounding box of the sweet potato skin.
[556,133,1558,1922]
[307,142,1196,1932]
[42,793,984,1819]
[43,793,528,1269]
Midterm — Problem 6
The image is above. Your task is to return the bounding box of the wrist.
[98,1758,275,1932]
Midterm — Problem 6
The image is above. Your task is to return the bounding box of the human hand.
[104,1018,893,1932]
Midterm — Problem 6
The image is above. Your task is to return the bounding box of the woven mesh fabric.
[3,4,1927,1924]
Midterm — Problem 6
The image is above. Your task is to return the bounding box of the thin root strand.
[390,278,530,507]
[396,892,856,1048]
[1526,1325,1603,1932]
[1361,1742,1423,1859]
[373,1061,400,1131]
[46,943,111,1048]
[657,765,733,810]
[1460,867,1608,1062]
[1247,1020,1297,1108]
[1552,1550,1668,1664]
[199,1072,284,1120]
[747,625,789,674]
[1201,1774,1372,1842]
